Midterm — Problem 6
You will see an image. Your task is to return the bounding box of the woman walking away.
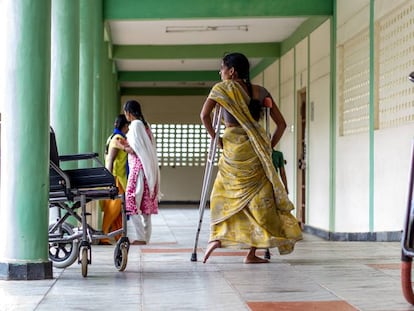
[100,114,129,245]
[121,100,160,245]
[200,52,302,263]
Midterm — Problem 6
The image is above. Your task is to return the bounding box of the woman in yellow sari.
[200,53,302,263]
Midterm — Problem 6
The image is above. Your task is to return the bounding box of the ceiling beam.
[119,71,218,82]
[104,0,333,19]
[121,87,210,96]
[113,43,280,59]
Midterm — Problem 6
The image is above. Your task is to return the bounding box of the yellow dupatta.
[208,80,294,212]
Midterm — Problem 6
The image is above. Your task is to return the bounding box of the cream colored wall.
[307,20,332,231]
[373,0,414,231]
[273,21,332,232]
[335,0,414,232]
[121,95,205,123]
[373,0,407,19]
[374,126,413,231]
[337,0,370,44]
[279,50,296,202]
[121,95,208,201]
[335,0,371,232]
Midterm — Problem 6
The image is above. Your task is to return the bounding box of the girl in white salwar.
[121,100,160,245]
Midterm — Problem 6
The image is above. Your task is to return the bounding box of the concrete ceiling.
[103,0,333,96]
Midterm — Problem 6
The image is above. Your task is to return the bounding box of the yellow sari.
[208,80,302,254]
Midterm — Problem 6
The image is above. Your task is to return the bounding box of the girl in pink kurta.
[121,100,160,245]
[126,152,158,216]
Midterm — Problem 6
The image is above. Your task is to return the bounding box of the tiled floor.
[1,206,414,311]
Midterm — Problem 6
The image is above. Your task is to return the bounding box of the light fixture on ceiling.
[166,25,248,33]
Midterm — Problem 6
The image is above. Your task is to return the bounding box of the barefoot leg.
[203,240,221,263]
[244,247,269,264]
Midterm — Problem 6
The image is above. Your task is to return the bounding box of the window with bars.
[151,124,221,167]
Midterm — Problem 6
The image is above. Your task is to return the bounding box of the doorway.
[296,89,307,228]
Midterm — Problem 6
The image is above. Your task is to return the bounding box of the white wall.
[307,20,332,231]
[374,125,413,231]
[279,50,296,199]
[121,95,205,123]
[334,0,371,232]
[335,0,414,232]
[373,0,414,231]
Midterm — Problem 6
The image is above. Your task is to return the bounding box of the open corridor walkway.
[0,206,411,311]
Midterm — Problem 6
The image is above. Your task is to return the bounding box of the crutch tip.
[191,253,198,262]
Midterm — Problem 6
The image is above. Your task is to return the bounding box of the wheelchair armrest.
[59,153,99,161]
[50,161,73,200]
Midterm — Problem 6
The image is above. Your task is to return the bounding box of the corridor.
[0,206,410,311]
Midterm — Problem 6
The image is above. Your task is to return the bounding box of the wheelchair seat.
[49,127,118,200]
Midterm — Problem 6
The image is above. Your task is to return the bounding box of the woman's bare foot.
[203,240,221,263]
[244,247,269,264]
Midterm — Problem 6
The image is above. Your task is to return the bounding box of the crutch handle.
[264,97,272,108]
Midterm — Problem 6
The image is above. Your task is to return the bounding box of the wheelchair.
[401,72,414,303]
[48,128,130,277]
[401,139,414,303]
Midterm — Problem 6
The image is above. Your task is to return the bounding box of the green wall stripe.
[121,87,210,96]
[293,47,298,210]
[306,36,311,225]
[369,0,375,232]
[78,0,95,166]
[113,43,280,59]
[329,1,337,232]
[104,0,333,20]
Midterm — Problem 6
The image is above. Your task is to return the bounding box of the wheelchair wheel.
[81,247,88,277]
[48,222,79,268]
[402,252,414,304]
[114,239,129,271]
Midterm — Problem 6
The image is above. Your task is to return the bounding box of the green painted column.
[92,0,104,159]
[104,56,119,134]
[49,0,80,226]
[368,0,375,232]
[78,0,95,166]
[50,0,79,169]
[329,0,338,232]
[0,0,52,280]
[103,43,114,140]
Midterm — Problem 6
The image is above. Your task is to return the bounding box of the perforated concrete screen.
[378,1,414,129]
[151,123,222,167]
[339,29,370,136]
[339,1,414,136]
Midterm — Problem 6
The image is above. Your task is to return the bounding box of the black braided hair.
[123,100,148,127]
[222,52,262,121]
[114,114,129,130]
